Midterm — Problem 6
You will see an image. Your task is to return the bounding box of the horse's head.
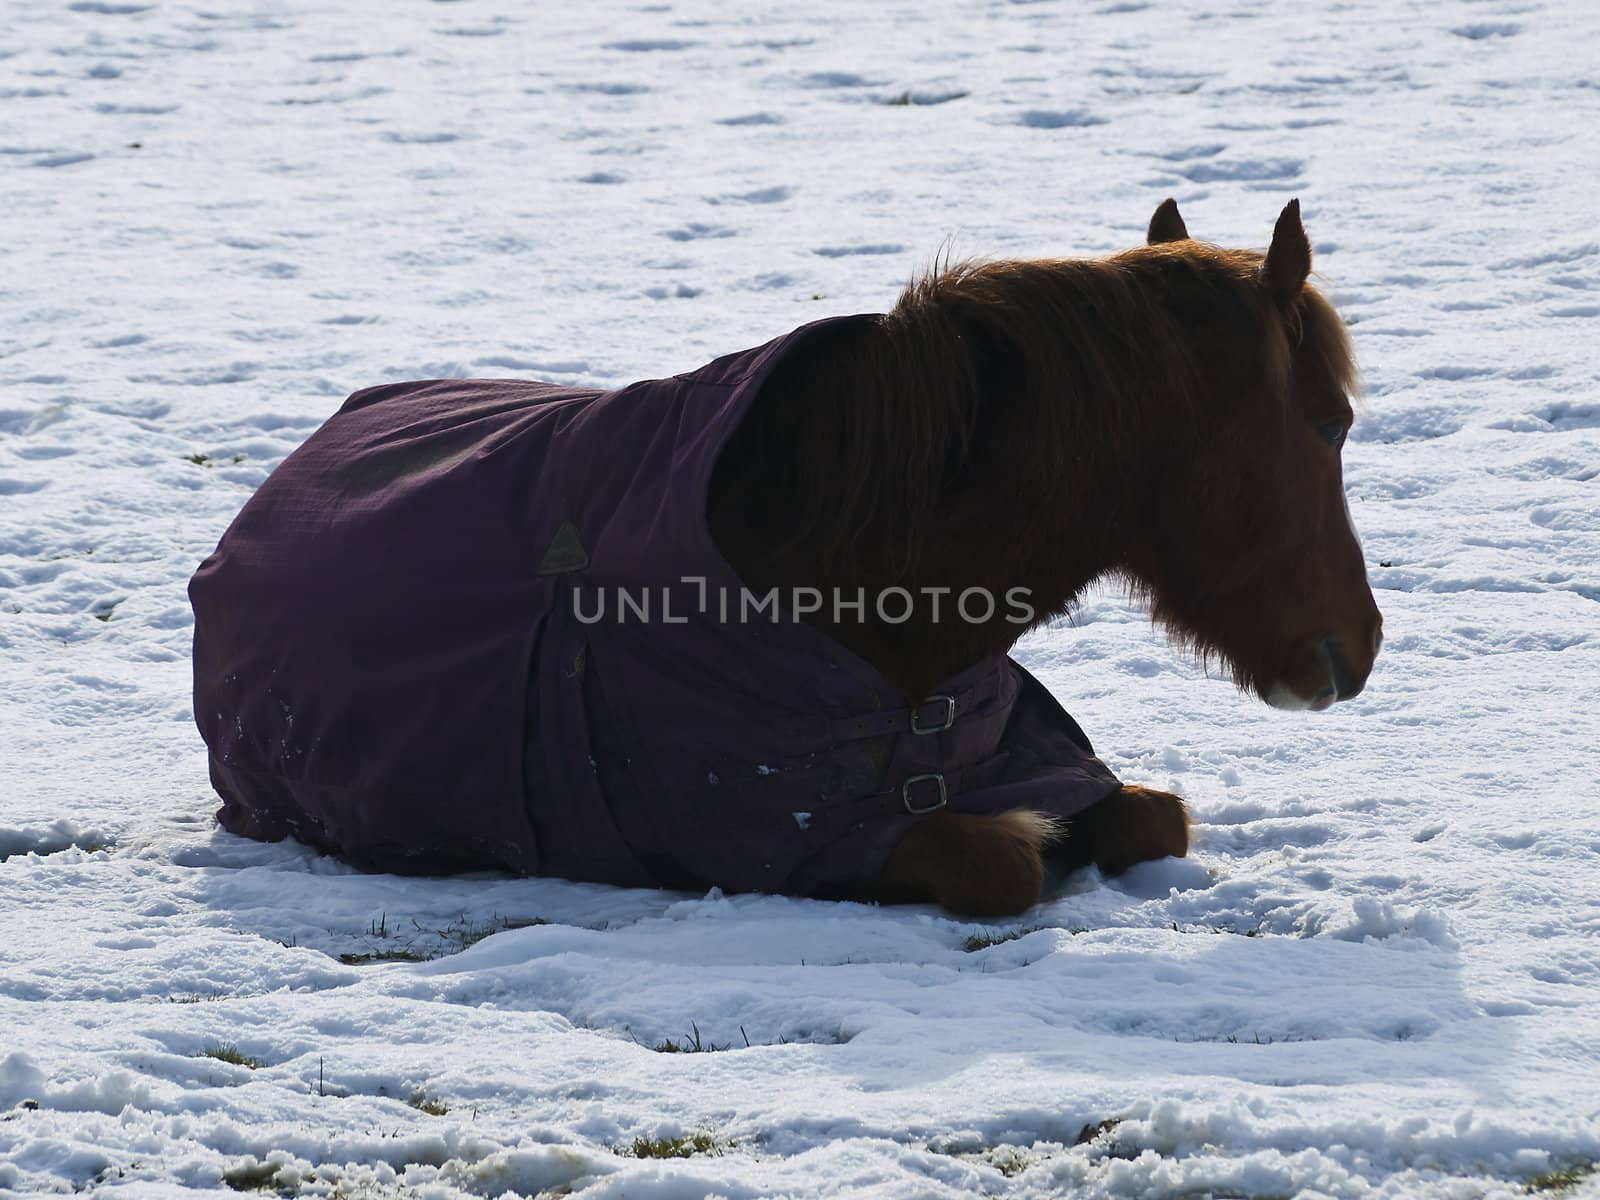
[1123,198,1382,711]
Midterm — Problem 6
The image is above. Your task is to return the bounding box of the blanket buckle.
[910,694,956,734]
[901,773,948,815]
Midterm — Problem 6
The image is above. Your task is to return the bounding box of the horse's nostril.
[1322,636,1365,701]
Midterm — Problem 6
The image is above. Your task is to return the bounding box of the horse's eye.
[1316,420,1348,447]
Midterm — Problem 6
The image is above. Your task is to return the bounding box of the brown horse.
[709,198,1382,915]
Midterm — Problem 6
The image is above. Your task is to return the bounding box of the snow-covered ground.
[4,0,1599,1195]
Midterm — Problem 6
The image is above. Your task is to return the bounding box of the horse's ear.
[1147,198,1189,244]
[1263,198,1311,304]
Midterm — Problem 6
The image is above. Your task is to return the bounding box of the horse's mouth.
[1264,678,1338,712]
[1262,636,1365,712]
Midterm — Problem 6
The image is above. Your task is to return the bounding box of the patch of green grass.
[963,925,1065,952]
[222,1162,295,1194]
[1174,1030,1303,1045]
[202,1043,264,1069]
[407,1093,448,1116]
[881,89,969,106]
[337,948,429,965]
[185,453,247,468]
[652,1022,725,1054]
[1075,1118,1123,1146]
[168,991,229,1004]
[623,1131,728,1159]
[2,837,114,863]
[1526,1162,1597,1193]
[924,1139,1042,1179]
[1170,919,1266,937]
[987,1146,1030,1178]
[441,913,546,954]
[338,912,547,965]
[642,1023,844,1051]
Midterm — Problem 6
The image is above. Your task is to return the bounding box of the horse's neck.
[707,312,1139,699]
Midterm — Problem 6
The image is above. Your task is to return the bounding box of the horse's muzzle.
[1321,627,1378,702]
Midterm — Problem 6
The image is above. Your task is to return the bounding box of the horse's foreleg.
[1053,785,1192,877]
[868,810,1058,916]
[863,788,1188,914]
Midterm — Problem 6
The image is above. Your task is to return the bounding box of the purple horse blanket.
[190,315,1122,897]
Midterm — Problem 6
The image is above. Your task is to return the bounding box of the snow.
[3,0,1599,1195]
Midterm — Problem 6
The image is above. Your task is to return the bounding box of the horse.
[707,198,1381,914]
[190,198,1380,917]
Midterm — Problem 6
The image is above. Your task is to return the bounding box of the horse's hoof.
[1079,785,1192,878]
[934,810,1054,917]
[875,810,1054,916]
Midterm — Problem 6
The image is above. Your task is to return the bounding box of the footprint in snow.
[380,130,462,144]
[1530,505,1600,532]
[1012,108,1107,129]
[308,50,408,64]
[796,71,881,89]
[717,112,784,126]
[707,185,792,205]
[739,272,798,291]
[130,364,258,387]
[1149,143,1227,161]
[1349,404,1465,444]
[1179,156,1304,183]
[1451,22,1520,39]
[736,36,814,51]
[813,243,906,258]
[33,152,95,168]
[662,223,736,242]
[1523,406,1600,435]
[92,102,177,114]
[1416,364,1496,381]
[1492,244,1597,271]
[1210,819,1336,854]
[0,827,112,860]
[606,38,699,52]
[879,87,968,107]
[565,82,650,96]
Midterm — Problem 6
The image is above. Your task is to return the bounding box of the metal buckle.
[910,694,956,734]
[901,773,948,815]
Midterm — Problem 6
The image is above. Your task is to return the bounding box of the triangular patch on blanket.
[536,520,589,575]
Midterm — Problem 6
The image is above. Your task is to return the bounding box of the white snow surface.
[3,0,1599,1196]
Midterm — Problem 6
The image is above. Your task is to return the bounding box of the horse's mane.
[757,244,1349,583]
